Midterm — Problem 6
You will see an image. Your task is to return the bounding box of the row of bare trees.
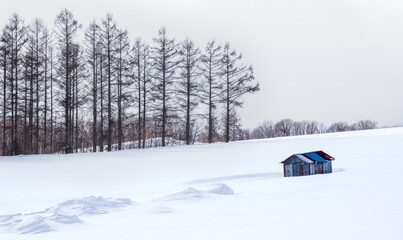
[250,119,379,139]
[0,10,259,155]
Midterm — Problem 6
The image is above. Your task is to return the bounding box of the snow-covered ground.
[0,128,402,240]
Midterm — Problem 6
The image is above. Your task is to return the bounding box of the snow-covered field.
[0,128,402,240]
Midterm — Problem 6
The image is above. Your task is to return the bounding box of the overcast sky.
[1,0,403,129]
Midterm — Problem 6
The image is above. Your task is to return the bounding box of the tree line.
[0,9,259,156]
[250,119,379,139]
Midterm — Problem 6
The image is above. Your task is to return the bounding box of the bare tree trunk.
[185,56,191,145]
[13,37,19,155]
[65,41,72,154]
[117,75,121,150]
[35,30,40,154]
[23,62,28,153]
[99,52,104,152]
[107,38,112,152]
[75,61,78,153]
[43,35,48,153]
[29,49,34,153]
[142,48,147,149]
[162,50,166,147]
[208,64,213,144]
[225,72,230,143]
[10,46,14,155]
[70,58,74,152]
[50,47,54,153]
[92,47,97,152]
[117,39,122,150]
[136,44,141,149]
[2,52,6,155]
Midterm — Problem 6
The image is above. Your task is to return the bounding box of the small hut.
[280,150,335,177]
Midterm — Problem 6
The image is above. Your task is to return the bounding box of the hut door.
[292,164,299,176]
[318,163,324,174]
[299,165,304,176]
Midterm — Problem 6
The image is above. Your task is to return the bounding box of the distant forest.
[250,119,380,140]
[0,9,260,155]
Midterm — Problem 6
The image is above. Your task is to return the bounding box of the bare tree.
[24,26,35,153]
[220,43,259,142]
[327,121,350,132]
[292,120,308,136]
[200,40,222,143]
[305,120,320,135]
[49,46,55,153]
[178,38,200,145]
[0,28,9,155]
[356,120,377,130]
[43,27,50,153]
[71,43,86,153]
[151,27,179,147]
[98,43,105,152]
[1,14,27,155]
[100,14,118,152]
[115,29,130,150]
[54,9,81,154]
[275,119,294,136]
[252,120,275,139]
[27,18,49,154]
[131,39,153,148]
[84,21,99,152]
[141,44,152,148]
[132,39,142,148]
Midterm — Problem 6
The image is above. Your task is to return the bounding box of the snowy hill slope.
[0,128,402,239]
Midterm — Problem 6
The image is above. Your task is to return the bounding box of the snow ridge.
[0,184,234,234]
[160,183,235,201]
[0,196,133,234]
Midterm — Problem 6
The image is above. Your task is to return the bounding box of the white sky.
[1,0,403,129]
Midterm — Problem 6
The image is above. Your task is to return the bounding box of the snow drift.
[0,196,132,234]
